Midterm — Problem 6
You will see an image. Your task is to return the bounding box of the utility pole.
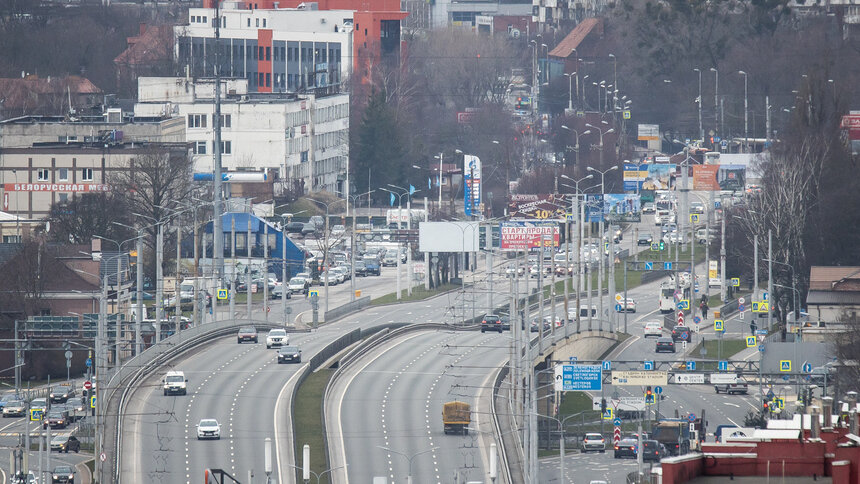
[136,232,143,352]
[768,230,773,331]
[212,0,225,283]
[264,223,269,321]
[720,202,726,302]
[230,217,236,320]
[155,223,164,342]
[246,220,253,320]
[175,223,182,337]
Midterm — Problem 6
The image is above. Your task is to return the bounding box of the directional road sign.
[645,262,654,270]
[664,262,673,270]
[731,277,740,287]
[613,417,622,427]
[755,329,768,335]
[780,360,792,372]
[775,397,785,409]
[763,291,769,301]
[714,319,725,332]
[615,304,623,312]
[217,289,228,300]
[602,360,612,371]
[746,336,757,348]
[715,200,721,209]
[643,360,654,371]
[654,386,663,394]
[554,364,602,391]
[677,299,690,310]
[686,361,696,371]
[718,360,729,372]
[802,362,813,373]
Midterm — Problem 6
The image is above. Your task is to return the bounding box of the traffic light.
[762,399,770,412]
[601,398,607,414]
[659,241,665,250]
[645,386,654,404]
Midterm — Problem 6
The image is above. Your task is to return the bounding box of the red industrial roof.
[548,18,603,59]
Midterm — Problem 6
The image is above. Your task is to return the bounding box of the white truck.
[163,370,188,396]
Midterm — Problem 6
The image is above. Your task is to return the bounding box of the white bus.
[658,283,675,313]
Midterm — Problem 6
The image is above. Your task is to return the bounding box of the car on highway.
[637,232,654,245]
[49,386,76,404]
[613,437,638,459]
[2,400,25,417]
[50,435,81,453]
[11,471,37,484]
[353,260,368,277]
[690,201,705,214]
[331,224,346,238]
[51,465,75,483]
[237,326,258,344]
[300,223,317,236]
[0,393,19,410]
[277,345,302,363]
[481,314,503,333]
[362,256,382,276]
[643,321,663,338]
[655,337,676,353]
[288,276,310,295]
[162,370,188,396]
[714,379,749,395]
[45,409,69,429]
[505,264,524,277]
[266,329,289,349]
[529,318,552,333]
[671,325,692,342]
[284,221,306,233]
[196,418,221,440]
[615,297,636,313]
[30,398,47,413]
[642,439,666,462]
[382,251,399,267]
[581,433,606,453]
[642,202,656,213]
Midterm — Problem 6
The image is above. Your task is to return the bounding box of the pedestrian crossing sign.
[731,277,740,287]
[91,395,96,409]
[30,409,43,421]
[602,408,614,420]
[746,336,757,348]
[690,214,700,223]
[217,289,228,300]
[714,319,724,332]
[780,360,791,372]
[309,289,319,298]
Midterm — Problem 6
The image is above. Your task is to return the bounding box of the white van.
[163,370,188,396]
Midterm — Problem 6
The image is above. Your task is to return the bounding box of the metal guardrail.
[324,296,371,322]
[111,318,295,484]
[491,365,512,484]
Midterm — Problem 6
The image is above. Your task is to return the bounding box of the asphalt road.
[331,329,507,484]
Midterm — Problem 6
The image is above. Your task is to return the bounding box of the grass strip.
[293,368,334,484]
[370,282,460,305]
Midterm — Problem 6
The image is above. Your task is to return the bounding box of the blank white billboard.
[418,222,480,253]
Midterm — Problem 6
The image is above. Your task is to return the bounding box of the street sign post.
[554,364,602,391]
[718,361,728,372]
[643,360,654,371]
[746,336,757,348]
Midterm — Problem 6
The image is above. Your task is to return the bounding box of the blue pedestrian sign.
[677,299,689,310]
[644,262,654,270]
[780,360,792,372]
[650,243,659,252]
[643,360,654,371]
[718,360,728,372]
[86,358,92,368]
[686,361,696,371]
[615,304,623,312]
[763,292,769,301]
[714,200,722,209]
[603,408,614,420]
[602,360,612,371]
[664,262,673,270]
[613,417,622,427]
[802,362,813,373]
[655,386,663,394]
[555,364,602,391]
[714,319,725,332]
[688,413,697,422]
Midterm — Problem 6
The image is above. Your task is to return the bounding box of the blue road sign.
[759,344,765,353]
[686,361,696,371]
[688,413,697,422]
[738,304,745,312]
[714,320,725,332]
[569,356,577,362]
[763,291,769,301]
[755,329,768,335]
[655,386,663,394]
[664,262,673,270]
[560,365,602,391]
[643,360,654,371]
[780,360,792,372]
[603,409,614,420]
[802,362,812,373]
[644,262,654,270]
[602,360,612,371]
[613,418,622,427]
[766,389,775,399]
[615,304,623,312]
[86,358,92,368]
[718,360,728,371]
[715,200,721,209]
[650,243,659,252]
[693,316,701,324]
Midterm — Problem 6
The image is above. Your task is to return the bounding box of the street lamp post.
[346,191,373,301]
[586,164,618,332]
[560,125,591,168]
[694,68,704,142]
[609,54,617,114]
[93,233,143,367]
[710,67,719,145]
[560,174,593,336]
[739,70,749,152]
[377,445,439,484]
[564,72,576,112]
[585,123,615,166]
[307,199,336,315]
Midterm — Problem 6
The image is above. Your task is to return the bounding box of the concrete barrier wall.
[324,296,371,322]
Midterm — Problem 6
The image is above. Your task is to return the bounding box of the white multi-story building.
[177,2,354,93]
[134,76,349,195]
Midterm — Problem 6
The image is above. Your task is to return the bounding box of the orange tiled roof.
[114,24,174,67]
[809,266,860,290]
[548,18,603,59]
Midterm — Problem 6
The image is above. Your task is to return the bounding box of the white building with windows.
[134,76,349,195]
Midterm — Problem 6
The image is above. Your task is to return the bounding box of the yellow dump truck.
[442,401,471,435]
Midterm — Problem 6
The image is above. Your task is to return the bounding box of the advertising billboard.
[718,164,746,191]
[464,155,482,216]
[692,165,720,191]
[585,194,604,223]
[500,221,560,251]
[418,222,481,252]
[642,164,675,190]
[637,124,660,141]
[507,194,568,220]
[623,163,649,191]
[604,194,641,222]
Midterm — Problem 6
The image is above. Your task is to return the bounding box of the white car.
[288,277,309,295]
[615,296,636,313]
[266,329,289,349]
[196,418,221,440]
[643,321,663,338]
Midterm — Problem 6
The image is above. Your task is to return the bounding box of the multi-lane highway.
[328,329,506,484]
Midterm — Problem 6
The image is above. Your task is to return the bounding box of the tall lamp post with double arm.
[560,125,590,168]
[586,164,618,333]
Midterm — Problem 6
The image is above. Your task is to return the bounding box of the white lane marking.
[275,362,307,484]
